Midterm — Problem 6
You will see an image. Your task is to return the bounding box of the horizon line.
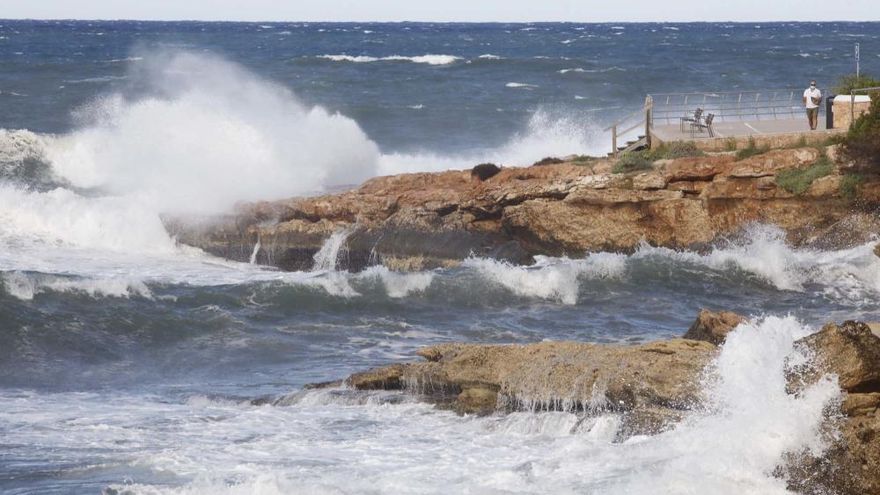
[3,18,880,24]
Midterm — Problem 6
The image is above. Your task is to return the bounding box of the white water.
[0,50,608,278]
[0,316,839,494]
[317,54,461,65]
[311,227,354,271]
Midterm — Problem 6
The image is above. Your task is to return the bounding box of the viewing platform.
[604,89,871,155]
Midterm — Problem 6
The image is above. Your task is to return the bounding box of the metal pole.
[612,125,618,158]
[856,43,860,78]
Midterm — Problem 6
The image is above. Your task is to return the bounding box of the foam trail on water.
[634,224,880,301]
[4,317,836,495]
[464,253,626,305]
[356,265,435,298]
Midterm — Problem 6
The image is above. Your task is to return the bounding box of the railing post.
[645,95,653,148]
[611,125,618,158]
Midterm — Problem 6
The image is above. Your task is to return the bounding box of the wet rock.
[346,364,406,390]
[682,309,747,345]
[348,339,716,434]
[166,148,880,272]
[456,385,499,415]
[797,320,880,393]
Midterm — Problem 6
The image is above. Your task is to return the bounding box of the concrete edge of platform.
[650,128,846,152]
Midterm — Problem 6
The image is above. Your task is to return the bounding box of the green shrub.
[839,92,880,170]
[724,138,738,152]
[613,152,653,174]
[571,155,597,164]
[648,141,704,160]
[840,173,864,200]
[833,73,880,95]
[532,156,565,166]
[735,137,769,160]
[775,155,833,195]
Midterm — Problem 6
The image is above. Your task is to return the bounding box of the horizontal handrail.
[647,88,825,126]
[603,106,647,132]
[618,121,645,137]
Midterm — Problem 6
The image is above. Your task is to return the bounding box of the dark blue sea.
[1,20,879,494]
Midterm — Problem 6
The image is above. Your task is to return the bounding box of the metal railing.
[603,96,652,157]
[648,89,819,126]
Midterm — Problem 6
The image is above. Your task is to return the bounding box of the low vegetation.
[840,173,864,200]
[833,73,880,95]
[612,153,653,174]
[775,154,833,195]
[647,141,705,160]
[531,157,565,166]
[612,142,703,174]
[735,137,770,160]
[838,91,880,171]
[471,163,501,181]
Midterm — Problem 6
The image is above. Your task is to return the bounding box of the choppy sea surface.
[1,20,880,494]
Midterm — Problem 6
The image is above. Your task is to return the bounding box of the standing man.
[803,80,822,130]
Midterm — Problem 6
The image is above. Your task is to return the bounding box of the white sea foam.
[46,51,379,214]
[356,265,434,298]
[317,54,460,65]
[1,270,153,300]
[505,82,539,89]
[633,224,880,300]
[377,108,607,174]
[464,253,626,305]
[0,316,839,494]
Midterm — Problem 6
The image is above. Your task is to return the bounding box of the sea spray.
[376,107,606,175]
[26,317,838,495]
[312,227,355,272]
[463,253,626,305]
[47,50,380,213]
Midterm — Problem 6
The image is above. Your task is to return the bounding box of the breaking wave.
[3,316,837,494]
[317,54,461,65]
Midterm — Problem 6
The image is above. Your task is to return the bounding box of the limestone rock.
[662,155,735,181]
[726,148,821,178]
[346,364,406,390]
[682,309,747,345]
[165,147,880,272]
[348,339,716,435]
[632,172,668,190]
[798,320,880,393]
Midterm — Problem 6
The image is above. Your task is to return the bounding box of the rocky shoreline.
[167,146,880,271]
[314,310,880,495]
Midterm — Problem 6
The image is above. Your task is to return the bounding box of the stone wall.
[832,96,872,129]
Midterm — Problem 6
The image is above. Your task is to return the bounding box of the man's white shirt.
[804,87,822,109]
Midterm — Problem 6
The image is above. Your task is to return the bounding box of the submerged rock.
[340,338,716,437]
[324,312,880,495]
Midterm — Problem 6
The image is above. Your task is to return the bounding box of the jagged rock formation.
[682,308,747,345]
[165,148,880,271]
[328,312,880,495]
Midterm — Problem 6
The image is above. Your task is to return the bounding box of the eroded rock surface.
[682,309,747,345]
[325,313,880,495]
[166,148,880,271]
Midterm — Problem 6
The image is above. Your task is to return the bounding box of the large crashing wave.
[5,316,838,494]
[0,50,607,259]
